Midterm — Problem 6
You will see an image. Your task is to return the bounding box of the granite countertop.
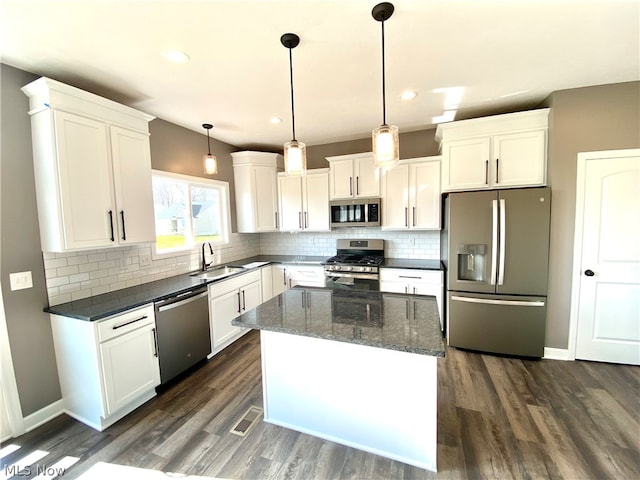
[44,255,331,321]
[44,254,444,322]
[232,286,445,357]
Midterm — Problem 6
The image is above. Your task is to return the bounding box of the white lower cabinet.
[50,304,160,431]
[208,270,262,354]
[285,265,326,288]
[266,263,326,298]
[380,269,444,330]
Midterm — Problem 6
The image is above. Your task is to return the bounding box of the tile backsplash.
[43,233,260,306]
[43,229,439,306]
[260,228,440,258]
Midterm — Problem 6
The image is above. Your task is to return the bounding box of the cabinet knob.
[584,269,595,277]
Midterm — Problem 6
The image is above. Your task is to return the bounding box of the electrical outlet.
[10,271,33,291]
[139,254,152,267]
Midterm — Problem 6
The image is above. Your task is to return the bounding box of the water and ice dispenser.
[456,244,487,282]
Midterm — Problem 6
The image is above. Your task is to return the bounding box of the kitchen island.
[232,287,444,471]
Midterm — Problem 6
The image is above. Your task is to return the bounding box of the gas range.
[324,239,384,285]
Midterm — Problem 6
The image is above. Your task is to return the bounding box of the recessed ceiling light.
[401,90,418,100]
[269,117,283,124]
[163,50,190,64]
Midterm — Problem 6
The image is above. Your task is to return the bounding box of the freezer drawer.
[447,292,546,357]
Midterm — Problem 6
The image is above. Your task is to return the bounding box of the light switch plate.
[9,271,33,291]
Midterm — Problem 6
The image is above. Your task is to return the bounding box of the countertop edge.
[232,321,445,357]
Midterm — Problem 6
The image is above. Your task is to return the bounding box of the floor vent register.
[229,406,263,437]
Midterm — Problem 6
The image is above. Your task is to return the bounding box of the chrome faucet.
[201,242,214,271]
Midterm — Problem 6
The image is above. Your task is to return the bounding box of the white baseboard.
[23,399,64,433]
[543,347,572,361]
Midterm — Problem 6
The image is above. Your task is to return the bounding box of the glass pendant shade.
[372,123,399,170]
[203,153,218,175]
[284,140,307,176]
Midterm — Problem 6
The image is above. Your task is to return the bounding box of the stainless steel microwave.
[330,198,381,228]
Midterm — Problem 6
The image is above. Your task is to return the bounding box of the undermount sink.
[190,266,245,280]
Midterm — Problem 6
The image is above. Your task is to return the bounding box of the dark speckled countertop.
[45,254,444,322]
[232,286,445,357]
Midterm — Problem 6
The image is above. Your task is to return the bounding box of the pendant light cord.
[206,130,212,155]
[289,47,297,141]
[381,20,386,125]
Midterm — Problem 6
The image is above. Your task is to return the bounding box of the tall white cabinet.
[381,157,441,230]
[22,77,155,252]
[436,109,549,192]
[277,169,330,232]
[232,151,283,233]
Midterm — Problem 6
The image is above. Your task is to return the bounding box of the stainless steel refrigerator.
[443,187,551,357]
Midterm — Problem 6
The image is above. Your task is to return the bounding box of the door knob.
[584,269,595,277]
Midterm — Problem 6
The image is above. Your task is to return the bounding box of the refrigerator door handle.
[490,199,498,285]
[498,198,506,285]
[451,295,545,307]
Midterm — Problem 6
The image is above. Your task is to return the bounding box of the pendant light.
[372,2,399,170]
[281,33,307,176]
[202,123,217,175]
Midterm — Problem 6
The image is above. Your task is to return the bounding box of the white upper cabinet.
[278,169,330,232]
[232,151,283,233]
[381,157,441,230]
[22,77,155,252]
[436,109,549,192]
[327,152,380,199]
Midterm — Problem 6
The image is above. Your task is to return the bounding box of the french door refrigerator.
[444,187,551,357]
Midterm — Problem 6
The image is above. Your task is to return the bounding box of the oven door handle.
[325,272,379,280]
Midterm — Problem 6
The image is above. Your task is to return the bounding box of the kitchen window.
[152,170,230,256]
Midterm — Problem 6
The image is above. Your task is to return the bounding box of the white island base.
[260,330,438,471]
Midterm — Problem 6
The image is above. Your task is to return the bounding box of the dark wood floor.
[2,330,639,479]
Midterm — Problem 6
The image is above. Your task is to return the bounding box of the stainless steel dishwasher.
[154,287,211,384]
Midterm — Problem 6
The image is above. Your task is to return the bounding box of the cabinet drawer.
[208,269,261,297]
[97,304,155,342]
[380,269,443,284]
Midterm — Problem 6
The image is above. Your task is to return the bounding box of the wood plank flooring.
[2,330,639,479]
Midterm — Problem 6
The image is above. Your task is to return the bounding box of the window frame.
[151,170,231,260]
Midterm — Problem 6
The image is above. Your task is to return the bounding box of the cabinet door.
[303,172,330,231]
[261,265,274,302]
[492,130,546,188]
[278,175,303,231]
[381,164,409,229]
[254,165,279,231]
[110,126,155,244]
[54,110,115,249]
[241,279,262,313]
[210,289,242,350]
[272,264,288,296]
[441,137,491,191]
[410,161,441,229]
[412,283,444,330]
[329,159,355,199]
[354,156,380,197]
[99,324,160,415]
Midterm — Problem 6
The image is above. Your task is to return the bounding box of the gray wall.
[543,81,640,349]
[1,64,62,416]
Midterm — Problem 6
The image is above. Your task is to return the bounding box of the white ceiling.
[1,0,638,150]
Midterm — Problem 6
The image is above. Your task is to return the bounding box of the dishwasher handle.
[155,288,208,312]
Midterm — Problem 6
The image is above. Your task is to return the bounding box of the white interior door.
[572,149,640,365]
